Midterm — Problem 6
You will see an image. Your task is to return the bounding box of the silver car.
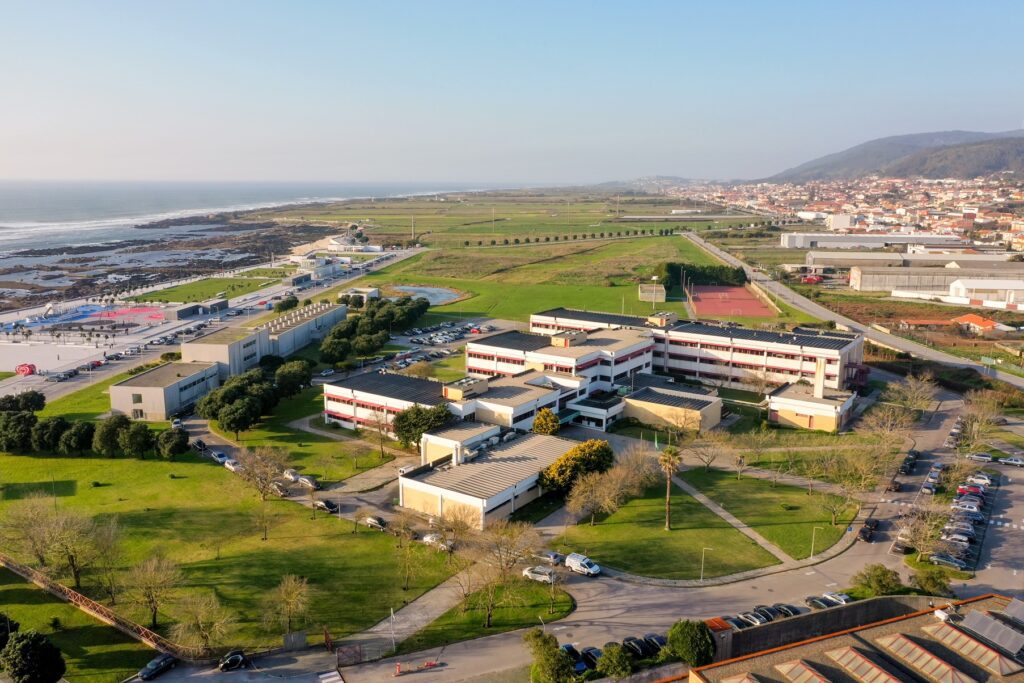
[522,566,556,584]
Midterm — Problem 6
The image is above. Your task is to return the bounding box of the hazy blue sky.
[2,0,1021,183]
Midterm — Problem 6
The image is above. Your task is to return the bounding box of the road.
[682,232,1024,391]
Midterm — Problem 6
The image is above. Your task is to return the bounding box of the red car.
[957,485,985,497]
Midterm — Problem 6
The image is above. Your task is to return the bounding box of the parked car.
[422,533,453,552]
[320,369,336,377]
[138,654,178,680]
[738,611,768,626]
[363,516,387,531]
[170,418,183,430]
[209,450,228,465]
[565,553,601,576]
[951,501,981,513]
[314,499,338,514]
[282,468,300,482]
[753,605,781,621]
[921,482,937,495]
[644,633,667,652]
[887,480,902,492]
[931,554,968,570]
[218,650,248,671]
[622,636,655,658]
[966,452,994,462]
[857,526,874,542]
[523,565,556,584]
[951,510,987,525]
[223,459,241,472]
[580,646,603,670]
[773,603,801,618]
[534,550,565,566]
[957,485,986,496]
[191,439,207,452]
[270,482,288,497]
[805,596,831,610]
[967,473,994,486]
[297,475,320,490]
[941,533,973,545]
[560,644,587,674]
[1002,457,1024,467]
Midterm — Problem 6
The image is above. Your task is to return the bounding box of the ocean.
[0,180,483,253]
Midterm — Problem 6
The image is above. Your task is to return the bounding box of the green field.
[679,469,857,560]
[396,580,573,655]
[211,386,391,483]
[554,483,779,579]
[38,365,163,422]
[241,266,296,278]
[0,448,450,649]
[0,569,155,683]
[0,371,14,380]
[262,195,762,248]
[127,277,277,303]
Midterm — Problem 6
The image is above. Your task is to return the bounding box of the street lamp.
[811,526,824,559]
[700,547,713,582]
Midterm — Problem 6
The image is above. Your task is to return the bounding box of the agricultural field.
[262,194,762,248]
[554,483,779,579]
[0,447,451,650]
[127,277,277,303]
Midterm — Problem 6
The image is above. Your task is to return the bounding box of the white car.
[1002,457,1024,468]
[967,473,994,486]
[297,475,320,490]
[565,553,601,577]
[223,459,241,472]
[966,452,993,462]
[421,533,452,552]
[170,418,183,430]
[209,450,228,464]
[282,469,300,482]
[522,565,556,584]
[822,592,853,605]
[320,369,336,377]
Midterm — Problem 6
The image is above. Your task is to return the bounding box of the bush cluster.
[320,296,430,364]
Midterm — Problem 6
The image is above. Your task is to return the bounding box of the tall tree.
[263,575,310,635]
[92,414,131,457]
[127,556,182,629]
[170,594,234,653]
[667,619,715,667]
[118,422,155,459]
[218,397,260,440]
[539,439,614,492]
[522,628,574,683]
[658,446,685,531]
[566,471,607,526]
[531,407,560,436]
[0,630,66,683]
[274,360,312,398]
[29,417,69,453]
[0,492,55,567]
[47,511,97,590]
[58,421,94,456]
[0,411,37,452]
[156,427,190,460]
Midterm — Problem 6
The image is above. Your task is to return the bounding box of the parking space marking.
[804,571,816,575]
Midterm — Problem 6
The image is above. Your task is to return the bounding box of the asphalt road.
[683,232,1024,391]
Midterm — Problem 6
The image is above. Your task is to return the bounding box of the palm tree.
[658,446,684,531]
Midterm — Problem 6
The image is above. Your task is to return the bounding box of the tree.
[46,510,96,590]
[263,575,310,634]
[667,619,715,667]
[29,417,69,453]
[403,360,435,379]
[859,404,913,455]
[958,389,1002,453]
[392,403,454,448]
[92,414,131,457]
[156,427,190,460]
[538,439,615,492]
[885,373,937,412]
[0,493,54,566]
[127,556,182,629]
[57,421,94,456]
[118,421,155,459]
[914,567,952,597]
[522,628,574,683]
[274,295,299,313]
[170,594,234,653]
[235,446,288,540]
[0,613,19,651]
[0,630,66,683]
[597,642,633,679]
[275,360,312,398]
[658,446,684,531]
[566,471,608,526]
[816,490,850,527]
[218,397,260,440]
[532,407,560,436]
[93,518,123,604]
[851,563,903,596]
[365,408,391,460]
[901,501,950,561]
[0,411,37,452]
[0,390,46,413]
[319,337,352,364]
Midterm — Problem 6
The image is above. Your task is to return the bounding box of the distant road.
[682,232,1024,391]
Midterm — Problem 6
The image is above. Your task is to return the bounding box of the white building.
[949,278,1024,303]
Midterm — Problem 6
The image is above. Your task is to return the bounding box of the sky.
[2,0,1022,184]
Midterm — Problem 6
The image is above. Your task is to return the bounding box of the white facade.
[949,278,1024,303]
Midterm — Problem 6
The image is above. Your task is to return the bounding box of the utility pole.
[411,216,416,241]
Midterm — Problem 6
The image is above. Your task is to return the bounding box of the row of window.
[325,396,401,416]
[660,338,839,364]
[177,373,214,395]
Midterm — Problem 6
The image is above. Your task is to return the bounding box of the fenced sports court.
[689,285,774,318]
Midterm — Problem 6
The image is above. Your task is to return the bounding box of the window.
[132,409,144,419]
[132,393,143,404]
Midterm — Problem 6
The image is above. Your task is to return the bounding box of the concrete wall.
[769,407,838,432]
[622,397,722,432]
[110,365,220,421]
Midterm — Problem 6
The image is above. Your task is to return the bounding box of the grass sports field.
[554,483,779,579]
[127,277,277,303]
[262,194,763,248]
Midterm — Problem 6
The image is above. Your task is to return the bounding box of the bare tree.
[128,556,183,629]
[901,501,950,561]
[816,490,851,527]
[475,520,540,583]
[367,408,391,460]
[47,510,97,590]
[885,373,937,412]
[398,539,423,591]
[93,517,123,604]
[391,509,418,548]
[859,404,913,455]
[944,458,982,488]
[742,425,777,469]
[615,445,658,492]
[687,436,721,472]
[1,492,55,567]
[959,390,1002,454]
[566,471,607,526]
[352,505,377,533]
[235,446,288,540]
[449,552,477,610]
[435,505,476,557]
[263,575,310,634]
[658,446,684,531]
[170,593,234,653]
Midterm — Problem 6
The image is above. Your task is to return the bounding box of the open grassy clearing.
[0,371,14,380]
[241,266,296,278]
[396,580,573,655]
[0,569,155,683]
[0,448,451,649]
[127,277,277,303]
[38,366,162,422]
[679,468,857,560]
[211,386,394,483]
[553,483,779,579]
[264,195,760,248]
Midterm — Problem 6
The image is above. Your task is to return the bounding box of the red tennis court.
[690,285,774,318]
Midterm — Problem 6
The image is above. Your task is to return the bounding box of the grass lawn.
[554,483,779,579]
[679,468,858,560]
[0,569,155,683]
[38,365,163,422]
[128,277,277,303]
[396,580,573,655]
[0,371,14,380]
[241,266,296,278]
[211,386,392,482]
[429,351,467,382]
[0,451,452,649]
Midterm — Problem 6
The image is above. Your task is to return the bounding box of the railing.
[0,551,209,663]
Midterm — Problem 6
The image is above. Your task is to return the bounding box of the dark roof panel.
[472,331,554,352]
[327,372,444,405]
[666,321,858,351]
[534,307,650,328]
[628,386,713,411]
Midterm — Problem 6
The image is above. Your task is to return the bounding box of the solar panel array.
[825,646,902,683]
[1004,597,1024,624]
[666,321,857,350]
[923,622,1024,676]
[962,610,1024,657]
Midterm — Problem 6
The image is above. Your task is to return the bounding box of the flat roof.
[260,304,343,333]
[471,328,650,359]
[665,321,859,351]
[407,433,576,500]
[188,326,258,345]
[326,372,443,406]
[695,595,1022,683]
[424,421,498,443]
[453,371,556,409]
[533,307,649,328]
[473,331,553,352]
[618,373,715,395]
[627,386,715,411]
[114,362,217,389]
[769,382,852,406]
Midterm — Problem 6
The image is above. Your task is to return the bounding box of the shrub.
[851,563,903,596]
[667,619,714,667]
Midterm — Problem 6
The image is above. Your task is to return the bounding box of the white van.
[565,553,601,577]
